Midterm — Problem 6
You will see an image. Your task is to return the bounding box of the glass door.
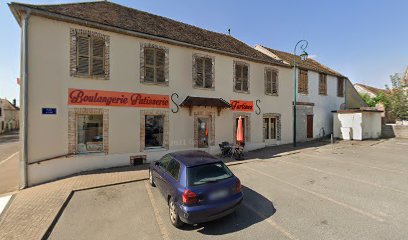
[197,117,209,148]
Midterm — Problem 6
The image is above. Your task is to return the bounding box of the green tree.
[359,93,385,107]
[385,73,408,121]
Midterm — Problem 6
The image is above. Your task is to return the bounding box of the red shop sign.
[68,88,169,108]
[230,100,254,112]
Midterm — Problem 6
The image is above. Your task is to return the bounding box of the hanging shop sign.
[68,89,169,108]
[230,100,254,112]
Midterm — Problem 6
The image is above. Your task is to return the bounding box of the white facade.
[12,4,346,186]
[255,45,345,141]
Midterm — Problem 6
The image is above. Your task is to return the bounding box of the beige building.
[9,1,351,186]
[0,98,19,133]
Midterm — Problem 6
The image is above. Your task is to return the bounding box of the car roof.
[169,150,221,167]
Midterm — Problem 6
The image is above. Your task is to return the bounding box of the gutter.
[8,3,290,69]
[19,11,30,189]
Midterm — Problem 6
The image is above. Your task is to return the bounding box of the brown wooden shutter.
[144,48,155,82]
[338,78,344,97]
[92,37,105,77]
[265,70,272,94]
[204,58,212,88]
[196,57,204,87]
[77,36,90,76]
[235,64,242,90]
[304,71,308,93]
[242,65,248,91]
[156,49,165,83]
[271,71,278,94]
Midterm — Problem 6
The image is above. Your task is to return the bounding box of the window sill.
[144,147,168,152]
[265,93,279,96]
[71,74,109,80]
[234,90,250,94]
[140,81,169,86]
[193,86,215,91]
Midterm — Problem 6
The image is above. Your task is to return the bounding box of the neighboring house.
[255,45,363,141]
[0,98,19,133]
[9,1,350,186]
[353,83,392,123]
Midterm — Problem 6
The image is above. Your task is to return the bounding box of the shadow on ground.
[180,186,276,235]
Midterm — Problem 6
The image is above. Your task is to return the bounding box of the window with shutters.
[265,68,279,96]
[193,54,215,89]
[319,73,327,95]
[233,61,249,93]
[70,29,109,79]
[337,77,344,97]
[140,43,169,85]
[298,69,308,94]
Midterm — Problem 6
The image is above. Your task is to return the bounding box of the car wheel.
[149,168,156,187]
[169,198,183,228]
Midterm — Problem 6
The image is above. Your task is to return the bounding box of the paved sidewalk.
[0,165,148,240]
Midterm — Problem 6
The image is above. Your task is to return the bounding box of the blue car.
[149,150,243,227]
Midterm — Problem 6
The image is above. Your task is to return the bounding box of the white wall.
[26,16,294,185]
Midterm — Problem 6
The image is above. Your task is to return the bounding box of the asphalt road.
[49,138,408,240]
[0,131,20,194]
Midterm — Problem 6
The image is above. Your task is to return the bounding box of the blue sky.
[1,0,408,105]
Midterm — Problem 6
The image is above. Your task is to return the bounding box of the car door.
[161,158,181,201]
[155,155,171,195]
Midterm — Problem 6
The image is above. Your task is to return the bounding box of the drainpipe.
[20,11,30,189]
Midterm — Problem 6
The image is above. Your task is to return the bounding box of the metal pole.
[20,11,30,189]
[292,40,308,148]
[293,60,297,147]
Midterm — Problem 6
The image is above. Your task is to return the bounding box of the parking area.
[0,131,20,194]
[48,139,408,240]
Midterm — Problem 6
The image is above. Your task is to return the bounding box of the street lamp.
[293,40,309,147]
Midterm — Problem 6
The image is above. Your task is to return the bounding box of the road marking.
[274,157,408,196]
[243,165,385,222]
[242,202,298,240]
[302,152,408,175]
[0,152,18,166]
[144,181,171,240]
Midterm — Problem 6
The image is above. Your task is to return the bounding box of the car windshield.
[187,162,233,186]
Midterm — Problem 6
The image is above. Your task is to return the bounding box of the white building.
[9,1,352,186]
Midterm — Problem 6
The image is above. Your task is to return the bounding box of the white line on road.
[243,165,385,222]
[144,181,171,240]
[242,202,298,240]
[0,152,19,166]
[301,152,408,175]
[273,157,408,196]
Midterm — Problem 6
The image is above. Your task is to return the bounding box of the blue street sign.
[42,108,57,115]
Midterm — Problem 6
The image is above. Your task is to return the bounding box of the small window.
[337,78,344,97]
[319,73,327,95]
[298,69,308,94]
[234,62,249,92]
[76,114,103,153]
[187,162,233,186]
[166,159,181,180]
[194,56,213,88]
[265,69,278,95]
[145,115,164,148]
[144,48,166,83]
[75,34,107,78]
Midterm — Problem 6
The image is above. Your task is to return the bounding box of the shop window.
[298,69,308,94]
[193,54,214,89]
[263,117,277,140]
[234,61,249,93]
[265,68,278,95]
[76,114,104,153]
[145,115,164,148]
[70,28,110,79]
[197,117,210,148]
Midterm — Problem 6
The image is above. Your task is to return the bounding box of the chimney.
[13,99,16,107]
